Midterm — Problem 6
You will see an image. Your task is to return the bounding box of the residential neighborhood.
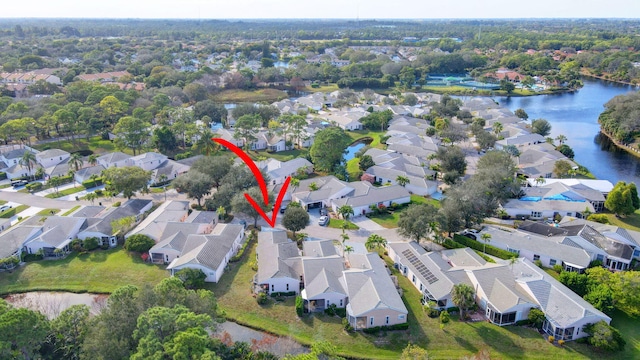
[0,74,637,359]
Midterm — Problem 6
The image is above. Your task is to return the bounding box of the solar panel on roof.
[402,249,439,284]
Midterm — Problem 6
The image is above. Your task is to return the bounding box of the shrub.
[82,177,103,189]
[175,151,193,160]
[534,259,543,268]
[558,339,565,347]
[124,234,155,253]
[295,296,304,317]
[528,308,545,329]
[112,201,121,207]
[584,321,626,352]
[587,214,610,224]
[70,239,83,252]
[440,310,450,324]
[230,231,255,262]
[342,318,354,332]
[175,268,207,289]
[442,238,465,250]
[427,307,440,318]
[256,292,268,305]
[548,336,555,343]
[325,304,337,316]
[83,237,100,251]
[94,189,103,196]
[453,235,514,260]
[553,264,563,273]
[26,182,43,192]
[270,291,297,297]
[0,172,6,180]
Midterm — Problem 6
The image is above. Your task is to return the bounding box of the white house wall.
[264,277,300,294]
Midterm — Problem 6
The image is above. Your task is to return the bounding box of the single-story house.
[166,223,246,283]
[256,230,302,294]
[388,241,611,340]
[36,149,70,168]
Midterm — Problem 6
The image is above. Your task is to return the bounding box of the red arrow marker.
[213,138,290,227]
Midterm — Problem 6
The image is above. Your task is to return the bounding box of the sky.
[3,0,640,19]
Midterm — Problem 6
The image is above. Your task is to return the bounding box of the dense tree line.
[598,91,640,144]
[0,278,284,360]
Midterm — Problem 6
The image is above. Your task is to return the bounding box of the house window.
[370,317,374,326]
[533,254,540,261]
[385,316,389,325]
[549,259,556,266]
[419,284,423,291]
[507,248,520,256]
[633,250,640,258]
[531,211,542,218]
[271,284,274,292]
[340,299,343,307]
[403,267,407,275]
[398,314,405,320]
[597,254,604,262]
[286,284,289,291]
[412,275,416,283]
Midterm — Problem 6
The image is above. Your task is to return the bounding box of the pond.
[343,138,373,162]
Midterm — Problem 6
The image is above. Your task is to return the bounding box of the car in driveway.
[0,205,12,213]
[318,216,329,226]
[11,180,28,188]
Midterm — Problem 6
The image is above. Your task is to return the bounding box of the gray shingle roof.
[257,230,301,283]
[343,253,408,317]
[167,224,244,272]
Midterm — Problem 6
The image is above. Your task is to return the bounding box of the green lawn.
[61,206,81,216]
[36,208,60,216]
[211,89,289,103]
[0,205,29,218]
[609,310,640,359]
[345,129,386,149]
[45,186,85,199]
[0,247,168,295]
[603,211,640,232]
[326,218,359,230]
[34,136,119,155]
[252,148,308,162]
[0,199,6,205]
[368,212,400,229]
[207,241,603,359]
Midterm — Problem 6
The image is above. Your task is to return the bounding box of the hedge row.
[442,238,465,249]
[230,230,255,263]
[270,291,296,298]
[453,235,515,260]
[361,322,409,333]
[82,177,103,189]
[0,172,6,180]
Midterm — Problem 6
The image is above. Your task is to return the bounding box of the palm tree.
[555,134,567,146]
[535,176,545,187]
[68,169,76,187]
[19,151,37,181]
[480,233,492,253]
[344,245,354,261]
[158,174,168,201]
[396,175,410,187]
[69,153,84,172]
[340,232,349,255]
[193,132,219,156]
[337,205,354,221]
[88,154,98,167]
[492,121,503,136]
[365,234,387,252]
[451,283,475,321]
[308,182,319,191]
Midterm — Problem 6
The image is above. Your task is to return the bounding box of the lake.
[497,78,639,184]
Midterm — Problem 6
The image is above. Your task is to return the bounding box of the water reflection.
[498,78,638,184]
